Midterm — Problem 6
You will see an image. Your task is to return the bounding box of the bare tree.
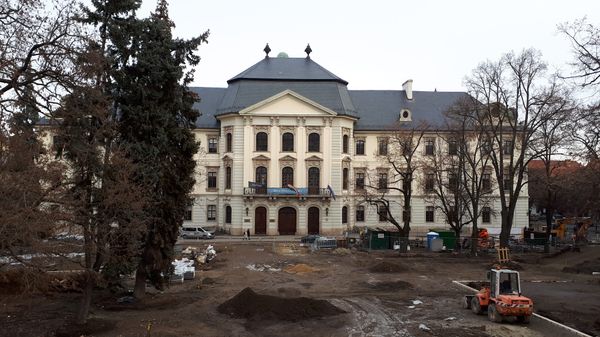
[0,0,82,119]
[363,121,428,251]
[464,49,567,247]
[528,89,573,252]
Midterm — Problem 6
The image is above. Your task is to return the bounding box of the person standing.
[246,228,251,240]
[243,229,248,240]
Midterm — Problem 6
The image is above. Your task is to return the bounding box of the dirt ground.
[1,242,599,337]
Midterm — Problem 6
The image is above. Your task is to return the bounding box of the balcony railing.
[243,187,331,198]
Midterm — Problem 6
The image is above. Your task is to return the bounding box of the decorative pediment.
[252,155,271,161]
[239,90,337,117]
[222,154,233,162]
[305,155,323,162]
[279,155,296,162]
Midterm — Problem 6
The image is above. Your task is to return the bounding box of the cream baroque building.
[170,49,529,236]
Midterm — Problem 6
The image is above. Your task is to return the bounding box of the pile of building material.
[171,257,195,283]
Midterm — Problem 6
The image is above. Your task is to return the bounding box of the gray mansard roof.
[192,56,468,130]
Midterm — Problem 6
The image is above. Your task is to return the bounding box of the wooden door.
[308,207,320,234]
[255,207,267,235]
[278,207,297,235]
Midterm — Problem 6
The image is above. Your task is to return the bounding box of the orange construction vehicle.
[552,217,593,241]
[463,269,534,323]
[478,228,495,249]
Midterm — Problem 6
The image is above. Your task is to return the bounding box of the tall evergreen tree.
[112,0,208,297]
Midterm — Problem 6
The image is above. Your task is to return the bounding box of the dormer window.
[399,109,411,121]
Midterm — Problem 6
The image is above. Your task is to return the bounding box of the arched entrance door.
[255,207,267,235]
[278,207,297,235]
[308,207,320,234]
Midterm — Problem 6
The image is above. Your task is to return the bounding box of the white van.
[180,226,214,239]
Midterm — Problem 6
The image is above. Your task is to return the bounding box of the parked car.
[180,226,214,239]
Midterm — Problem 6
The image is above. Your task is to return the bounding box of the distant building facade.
[186,49,529,236]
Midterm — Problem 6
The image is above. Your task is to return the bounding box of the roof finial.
[264,43,271,58]
[305,44,312,58]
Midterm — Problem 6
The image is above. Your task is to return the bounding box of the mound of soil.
[365,280,413,291]
[369,261,407,273]
[488,261,523,270]
[562,258,600,274]
[283,263,319,274]
[217,287,345,321]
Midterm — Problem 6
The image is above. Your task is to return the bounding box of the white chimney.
[402,79,413,100]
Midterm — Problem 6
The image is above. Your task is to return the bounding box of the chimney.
[402,79,413,100]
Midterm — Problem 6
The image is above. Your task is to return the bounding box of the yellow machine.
[552,217,592,241]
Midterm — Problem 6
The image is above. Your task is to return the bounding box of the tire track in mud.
[331,297,411,337]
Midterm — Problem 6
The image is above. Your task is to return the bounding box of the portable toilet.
[426,231,440,251]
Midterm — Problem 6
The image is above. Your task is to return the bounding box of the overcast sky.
[137,0,600,92]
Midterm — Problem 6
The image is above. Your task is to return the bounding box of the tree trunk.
[470,220,479,255]
[499,209,511,248]
[76,271,94,324]
[544,208,554,254]
[133,267,146,299]
[454,227,461,251]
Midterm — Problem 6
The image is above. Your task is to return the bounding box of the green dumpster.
[369,231,389,250]
[430,228,457,250]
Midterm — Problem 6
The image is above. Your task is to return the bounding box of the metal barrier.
[311,237,337,250]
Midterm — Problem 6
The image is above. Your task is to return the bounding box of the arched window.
[225,205,232,224]
[256,132,268,151]
[282,167,294,187]
[308,167,320,194]
[226,133,232,152]
[255,166,267,194]
[308,133,320,152]
[282,133,294,152]
[343,135,349,153]
[342,206,348,224]
[342,168,349,190]
[225,166,232,189]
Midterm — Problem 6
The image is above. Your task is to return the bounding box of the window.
[503,175,511,192]
[342,206,348,224]
[503,140,512,156]
[355,172,365,190]
[342,135,349,153]
[342,168,349,190]
[482,172,491,191]
[184,198,193,221]
[225,206,232,224]
[282,167,294,187]
[225,166,232,189]
[482,207,491,223]
[255,166,267,186]
[282,132,294,152]
[448,172,457,191]
[378,172,388,191]
[207,171,217,189]
[207,205,216,221]
[226,133,232,152]
[52,135,64,159]
[308,133,320,152]
[425,173,435,192]
[482,138,492,154]
[378,138,388,156]
[448,138,458,155]
[208,137,218,153]
[426,206,435,222]
[356,206,365,222]
[425,138,435,155]
[378,205,388,222]
[308,167,320,193]
[355,139,365,155]
[256,132,268,151]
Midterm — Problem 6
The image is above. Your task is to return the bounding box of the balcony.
[243,187,331,199]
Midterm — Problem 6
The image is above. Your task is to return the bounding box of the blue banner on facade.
[268,187,308,195]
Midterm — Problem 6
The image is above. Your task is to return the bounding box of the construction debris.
[283,263,320,274]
